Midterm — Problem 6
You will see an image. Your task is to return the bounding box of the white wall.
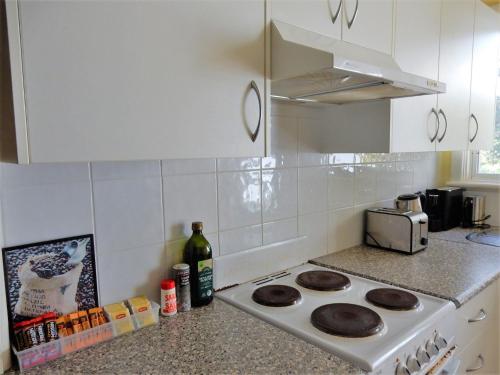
[0,102,441,369]
[0,103,441,304]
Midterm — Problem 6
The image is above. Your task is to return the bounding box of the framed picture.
[2,234,98,324]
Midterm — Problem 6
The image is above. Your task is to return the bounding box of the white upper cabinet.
[390,0,442,153]
[5,0,265,163]
[269,0,393,54]
[270,0,342,39]
[341,0,394,55]
[467,0,499,151]
[435,0,474,151]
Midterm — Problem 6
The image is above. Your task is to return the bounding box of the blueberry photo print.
[2,234,98,323]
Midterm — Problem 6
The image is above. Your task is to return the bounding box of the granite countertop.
[11,228,499,374]
[312,228,500,307]
[17,299,361,375]
[428,226,486,244]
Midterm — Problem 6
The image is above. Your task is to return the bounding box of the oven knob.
[426,340,439,357]
[434,333,448,349]
[395,363,410,375]
[416,347,431,364]
[406,355,421,373]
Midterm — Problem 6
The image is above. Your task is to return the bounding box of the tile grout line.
[87,162,101,302]
[295,117,300,236]
[159,160,167,247]
[259,160,264,246]
[215,159,221,257]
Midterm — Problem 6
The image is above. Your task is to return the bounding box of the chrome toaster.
[365,208,429,254]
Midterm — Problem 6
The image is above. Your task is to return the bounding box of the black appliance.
[425,187,464,232]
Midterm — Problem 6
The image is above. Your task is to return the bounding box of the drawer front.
[457,329,499,375]
[456,282,498,348]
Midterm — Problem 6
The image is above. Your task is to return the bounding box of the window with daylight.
[472,58,500,180]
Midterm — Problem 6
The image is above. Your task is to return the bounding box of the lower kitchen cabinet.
[455,279,499,375]
[2,0,266,163]
[457,332,498,375]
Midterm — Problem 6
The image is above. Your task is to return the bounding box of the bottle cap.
[192,221,203,231]
[161,279,175,290]
[172,263,189,271]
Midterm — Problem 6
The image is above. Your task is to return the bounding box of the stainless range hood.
[271,20,446,104]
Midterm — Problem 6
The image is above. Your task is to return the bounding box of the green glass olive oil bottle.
[184,221,213,307]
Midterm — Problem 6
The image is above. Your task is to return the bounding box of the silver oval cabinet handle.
[429,108,440,143]
[250,80,262,143]
[437,109,448,143]
[346,0,359,29]
[469,113,479,143]
[328,0,343,24]
[466,354,484,372]
[468,308,487,323]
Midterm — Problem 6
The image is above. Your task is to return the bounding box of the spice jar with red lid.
[161,279,177,317]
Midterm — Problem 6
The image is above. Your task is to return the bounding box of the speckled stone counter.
[428,226,499,245]
[312,232,500,307]
[16,299,362,375]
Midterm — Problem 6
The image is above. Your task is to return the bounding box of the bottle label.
[197,259,213,299]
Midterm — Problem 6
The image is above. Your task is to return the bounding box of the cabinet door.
[457,332,499,375]
[270,0,342,39]
[435,0,474,151]
[467,0,499,151]
[341,0,393,54]
[15,0,265,162]
[390,0,441,153]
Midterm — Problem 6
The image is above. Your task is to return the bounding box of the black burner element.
[366,288,420,311]
[311,303,384,338]
[252,285,302,307]
[296,270,351,291]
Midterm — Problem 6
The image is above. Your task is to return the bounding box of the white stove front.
[217,263,456,374]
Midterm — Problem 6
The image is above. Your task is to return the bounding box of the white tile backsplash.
[217,170,261,230]
[219,224,262,256]
[93,177,164,252]
[354,164,377,204]
[0,104,442,301]
[396,162,414,195]
[328,165,355,210]
[328,207,357,253]
[1,162,90,188]
[261,115,298,169]
[262,168,298,222]
[298,211,328,259]
[163,173,217,241]
[298,166,328,215]
[98,243,166,305]
[263,217,298,245]
[375,162,397,201]
[1,182,93,247]
[91,160,160,180]
[298,117,330,167]
[161,158,216,176]
[216,157,260,172]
